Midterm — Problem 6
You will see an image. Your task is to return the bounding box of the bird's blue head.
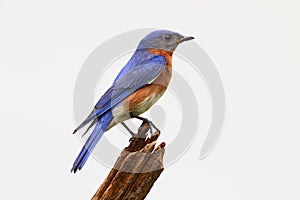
[137,30,194,52]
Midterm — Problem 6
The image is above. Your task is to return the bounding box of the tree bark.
[91,122,165,200]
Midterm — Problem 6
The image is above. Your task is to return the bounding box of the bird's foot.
[129,136,134,143]
[131,115,161,135]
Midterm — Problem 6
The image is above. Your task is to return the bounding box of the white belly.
[107,92,164,130]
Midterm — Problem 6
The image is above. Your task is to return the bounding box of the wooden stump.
[92,122,165,200]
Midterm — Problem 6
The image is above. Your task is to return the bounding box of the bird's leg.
[121,122,135,137]
[132,115,153,134]
[130,114,161,135]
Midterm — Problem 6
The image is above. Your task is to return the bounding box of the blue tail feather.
[71,112,112,173]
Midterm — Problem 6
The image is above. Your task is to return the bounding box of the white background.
[1,0,300,199]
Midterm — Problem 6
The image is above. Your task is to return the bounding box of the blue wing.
[73,54,166,133]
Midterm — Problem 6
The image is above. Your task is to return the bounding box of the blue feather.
[71,112,113,173]
[73,53,166,134]
[71,51,166,173]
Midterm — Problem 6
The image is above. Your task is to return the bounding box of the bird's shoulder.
[147,48,173,66]
[94,50,167,109]
[113,49,167,82]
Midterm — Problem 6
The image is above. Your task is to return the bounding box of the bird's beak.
[179,36,195,43]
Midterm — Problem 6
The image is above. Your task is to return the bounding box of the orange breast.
[126,84,165,115]
[125,49,173,115]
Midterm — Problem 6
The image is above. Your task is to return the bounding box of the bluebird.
[71,30,194,173]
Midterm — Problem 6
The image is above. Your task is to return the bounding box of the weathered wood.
[91,122,165,200]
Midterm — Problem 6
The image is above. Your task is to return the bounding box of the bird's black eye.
[164,34,172,41]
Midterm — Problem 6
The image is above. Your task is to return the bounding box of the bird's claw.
[139,117,160,134]
[129,136,135,143]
